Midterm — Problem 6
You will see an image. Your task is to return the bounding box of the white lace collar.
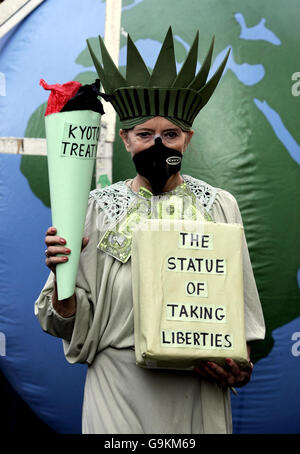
[90,174,217,225]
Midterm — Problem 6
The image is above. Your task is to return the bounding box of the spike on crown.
[87,27,230,130]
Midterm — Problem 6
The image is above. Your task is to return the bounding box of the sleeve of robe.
[34,187,265,365]
[34,194,134,365]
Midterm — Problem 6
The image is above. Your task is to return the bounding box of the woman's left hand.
[194,358,253,388]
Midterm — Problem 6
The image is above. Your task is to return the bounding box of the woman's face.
[119,117,194,157]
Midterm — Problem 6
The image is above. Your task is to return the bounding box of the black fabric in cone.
[60,79,104,114]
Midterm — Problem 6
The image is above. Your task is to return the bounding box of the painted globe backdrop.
[0,0,300,433]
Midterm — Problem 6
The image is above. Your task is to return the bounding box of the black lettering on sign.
[86,126,92,140]
[79,125,87,139]
[215,308,225,321]
[197,282,206,294]
[92,126,97,140]
[177,332,185,344]
[205,260,213,273]
[178,232,213,249]
[166,303,226,322]
[216,259,225,273]
[190,305,199,318]
[60,122,100,159]
[85,144,91,158]
[166,256,226,274]
[186,282,195,295]
[204,307,212,319]
[178,257,187,270]
[61,141,70,155]
[68,125,77,139]
[224,334,232,347]
[201,332,208,346]
[185,332,192,345]
[215,333,222,347]
[179,232,188,246]
[179,305,188,318]
[202,235,210,248]
[193,332,200,345]
[167,256,176,270]
[190,233,199,247]
[195,258,203,271]
[79,143,85,157]
[161,330,233,349]
[186,258,196,272]
[161,331,171,344]
[167,304,178,317]
[70,143,78,156]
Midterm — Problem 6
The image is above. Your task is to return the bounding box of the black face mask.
[132,137,183,195]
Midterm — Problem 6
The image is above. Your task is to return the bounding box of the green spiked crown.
[87,27,230,130]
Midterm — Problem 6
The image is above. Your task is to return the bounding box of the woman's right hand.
[45,227,89,274]
[44,226,70,274]
[44,226,89,316]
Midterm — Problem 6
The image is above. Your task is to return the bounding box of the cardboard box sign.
[131,219,249,370]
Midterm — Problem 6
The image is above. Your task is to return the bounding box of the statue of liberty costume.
[35,28,265,434]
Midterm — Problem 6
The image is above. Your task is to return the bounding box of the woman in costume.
[35,28,265,434]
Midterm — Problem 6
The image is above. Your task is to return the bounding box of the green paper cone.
[45,110,101,300]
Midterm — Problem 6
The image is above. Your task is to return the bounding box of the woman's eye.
[137,132,151,138]
[165,132,178,139]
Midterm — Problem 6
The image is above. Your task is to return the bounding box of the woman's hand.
[194,357,254,389]
[44,226,89,274]
[44,226,89,317]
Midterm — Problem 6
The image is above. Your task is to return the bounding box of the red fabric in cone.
[40,79,82,116]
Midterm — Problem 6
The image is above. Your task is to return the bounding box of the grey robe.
[35,176,265,434]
